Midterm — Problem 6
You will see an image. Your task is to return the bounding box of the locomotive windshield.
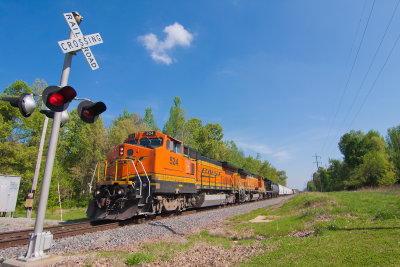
[125,139,138,145]
[125,137,163,148]
[139,137,163,148]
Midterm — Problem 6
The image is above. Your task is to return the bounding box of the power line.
[320,0,372,155]
[343,0,400,129]
[325,0,376,158]
[349,26,400,128]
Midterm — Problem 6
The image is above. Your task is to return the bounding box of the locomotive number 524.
[170,157,179,166]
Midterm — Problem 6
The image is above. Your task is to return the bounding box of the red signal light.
[82,109,95,119]
[42,86,76,112]
[77,100,106,123]
[48,93,64,106]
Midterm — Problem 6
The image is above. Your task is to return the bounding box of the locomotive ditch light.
[42,85,77,112]
[40,109,69,127]
[77,100,106,123]
[2,93,36,117]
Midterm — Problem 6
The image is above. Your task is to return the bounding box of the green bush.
[125,252,156,266]
[375,210,398,220]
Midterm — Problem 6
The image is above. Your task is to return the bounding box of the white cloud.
[235,141,272,155]
[233,138,292,162]
[138,22,193,65]
[273,151,291,162]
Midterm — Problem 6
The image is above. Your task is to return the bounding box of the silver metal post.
[20,32,74,262]
[26,115,49,218]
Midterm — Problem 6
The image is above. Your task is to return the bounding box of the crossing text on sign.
[58,33,103,53]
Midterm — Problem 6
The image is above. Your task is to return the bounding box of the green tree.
[0,80,34,142]
[338,130,365,168]
[163,97,186,140]
[347,151,396,189]
[107,112,148,149]
[0,79,50,205]
[57,109,108,202]
[143,107,160,131]
[277,170,288,186]
[306,180,316,191]
[386,126,400,182]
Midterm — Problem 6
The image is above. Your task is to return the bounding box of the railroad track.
[0,215,166,250]
[0,197,282,250]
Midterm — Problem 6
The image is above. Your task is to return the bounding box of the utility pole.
[312,154,323,192]
[312,153,321,169]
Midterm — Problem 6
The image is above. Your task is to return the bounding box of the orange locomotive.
[87,131,269,220]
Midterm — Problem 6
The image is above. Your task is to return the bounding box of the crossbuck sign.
[58,13,103,70]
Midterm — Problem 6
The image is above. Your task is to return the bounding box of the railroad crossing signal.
[6,11,107,264]
[1,93,36,117]
[42,85,77,112]
[77,100,106,123]
[58,12,103,70]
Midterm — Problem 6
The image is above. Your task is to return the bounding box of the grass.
[241,189,400,266]
[13,207,88,222]
[125,252,156,266]
[140,241,193,261]
[69,188,400,266]
[188,229,233,249]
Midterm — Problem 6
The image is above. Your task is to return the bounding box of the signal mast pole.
[20,13,82,261]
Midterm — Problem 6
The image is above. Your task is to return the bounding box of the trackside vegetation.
[236,189,400,266]
[78,188,399,266]
[309,129,400,192]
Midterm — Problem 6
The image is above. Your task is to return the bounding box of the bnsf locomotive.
[87,131,293,220]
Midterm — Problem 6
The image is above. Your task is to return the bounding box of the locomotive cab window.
[176,142,182,155]
[169,140,183,155]
[166,139,170,150]
[127,149,133,156]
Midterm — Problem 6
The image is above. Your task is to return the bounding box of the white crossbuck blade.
[60,13,103,70]
[58,33,103,54]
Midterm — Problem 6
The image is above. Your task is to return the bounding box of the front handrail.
[127,159,143,196]
[114,159,143,196]
[96,161,107,183]
[137,160,151,204]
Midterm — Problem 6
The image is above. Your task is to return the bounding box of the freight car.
[272,183,293,196]
[87,131,292,220]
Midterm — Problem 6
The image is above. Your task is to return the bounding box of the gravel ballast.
[0,196,292,261]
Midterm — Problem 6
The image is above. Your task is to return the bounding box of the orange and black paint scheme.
[87,131,281,220]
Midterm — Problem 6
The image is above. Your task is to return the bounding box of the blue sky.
[1,0,400,190]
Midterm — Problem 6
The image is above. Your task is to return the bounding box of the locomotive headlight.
[95,190,101,196]
[117,189,124,195]
[119,146,124,156]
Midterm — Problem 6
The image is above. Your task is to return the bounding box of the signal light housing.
[2,93,36,117]
[42,86,76,112]
[40,109,69,127]
[77,100,106,123]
